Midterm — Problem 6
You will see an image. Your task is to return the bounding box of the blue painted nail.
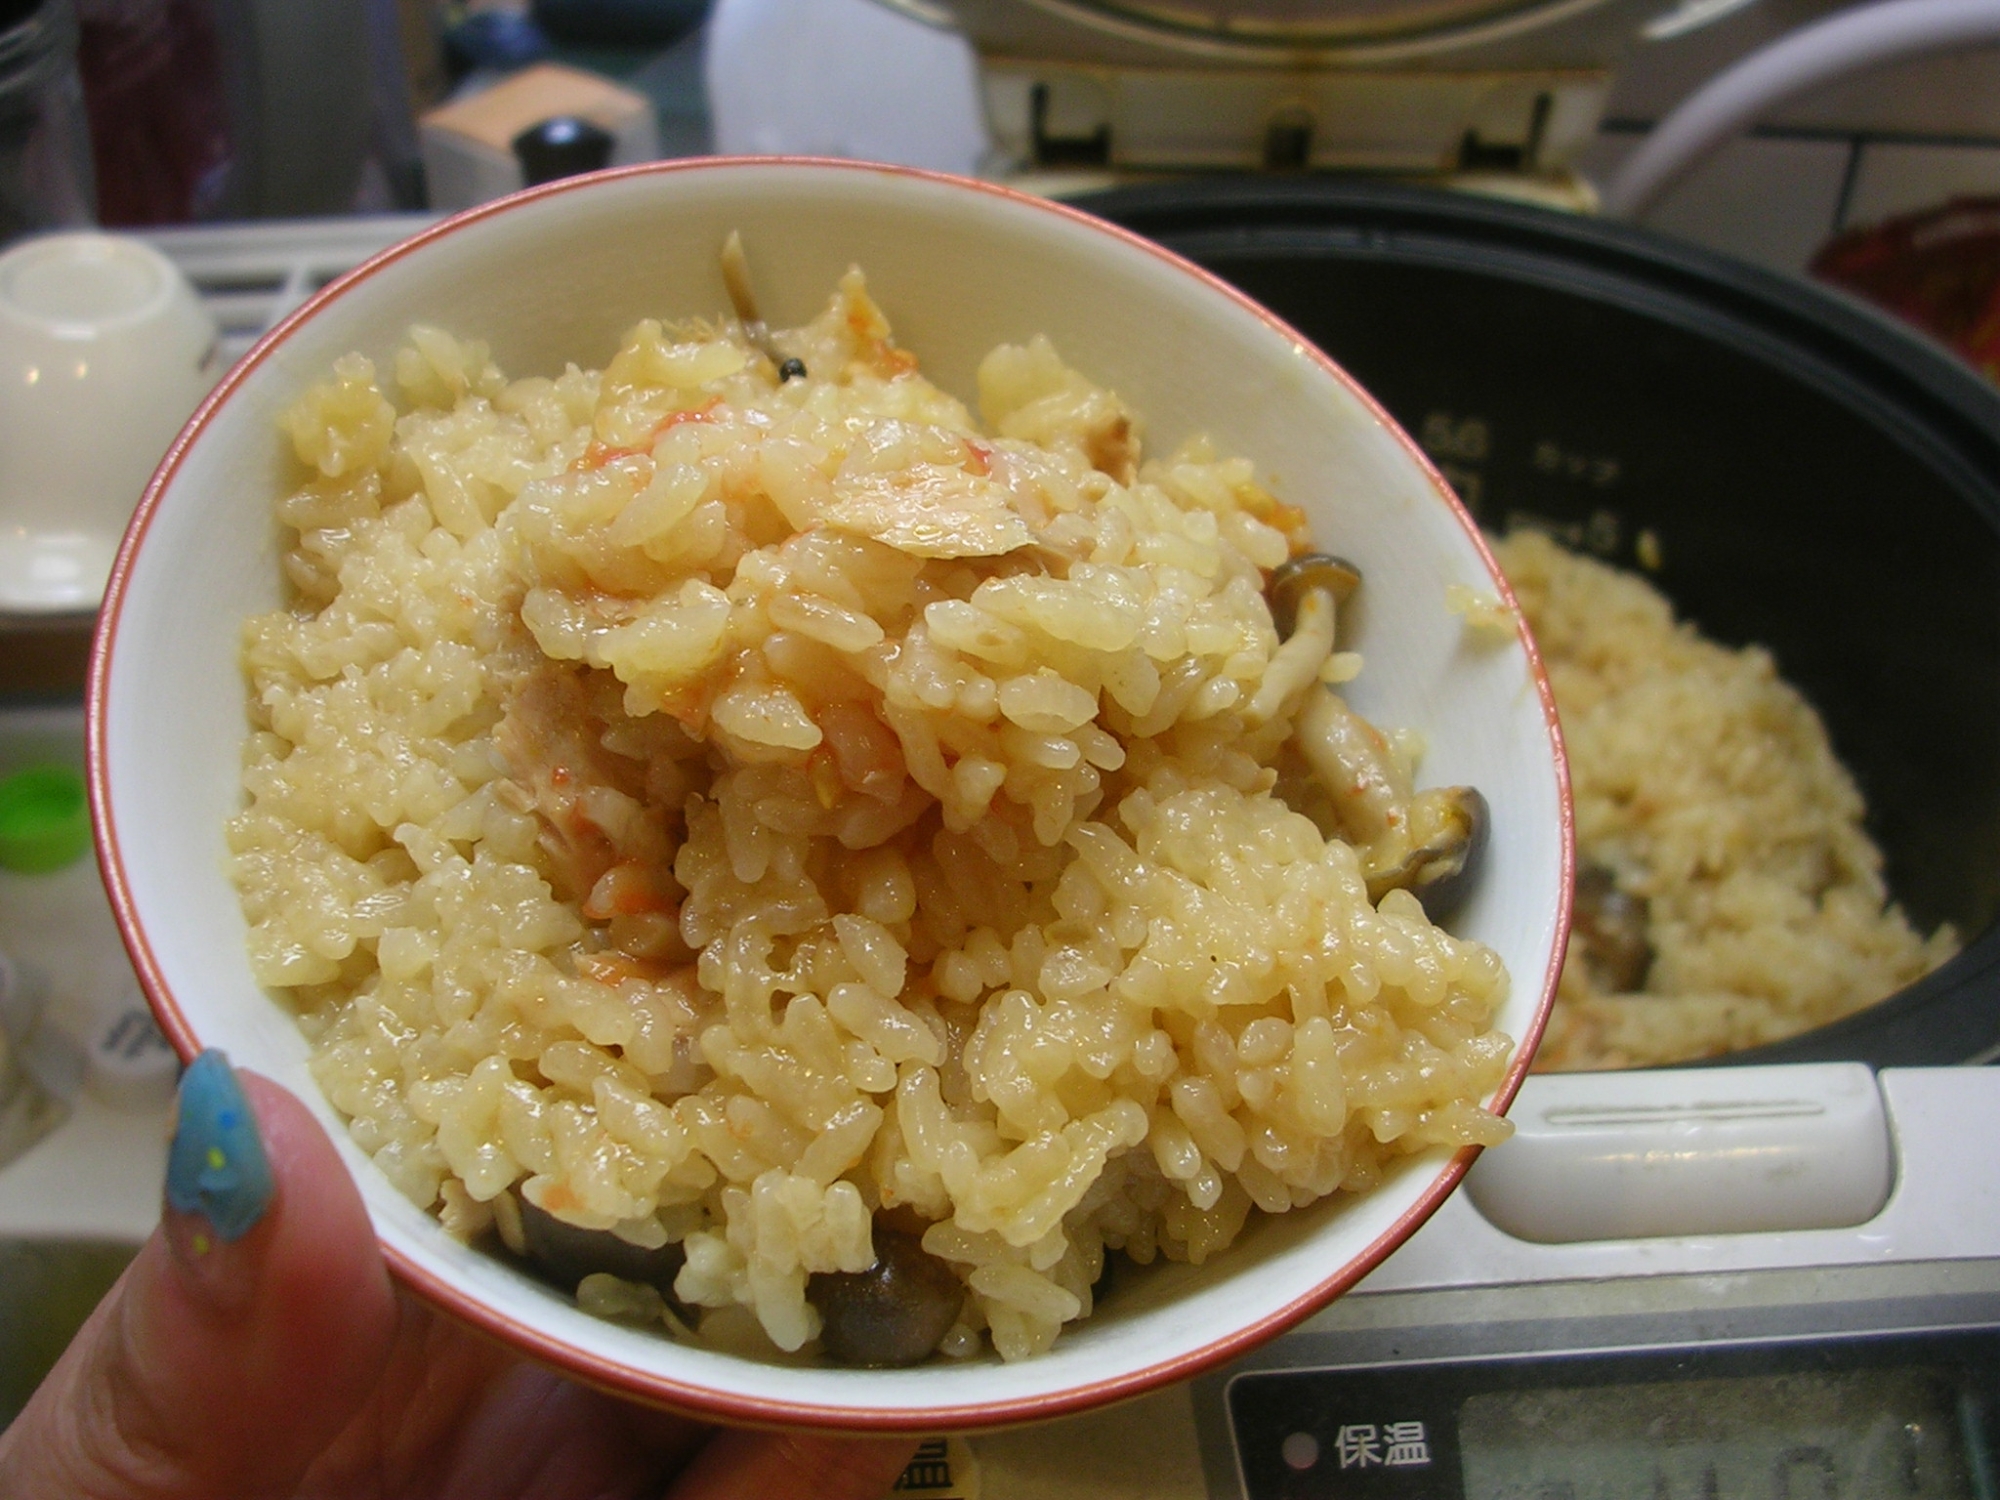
[166,1050,274,1242]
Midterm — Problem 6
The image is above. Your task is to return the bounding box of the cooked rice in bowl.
[229,265,1516,1366]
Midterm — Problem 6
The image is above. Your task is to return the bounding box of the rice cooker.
[969,177,2000,1499]
[889,0,1721,183]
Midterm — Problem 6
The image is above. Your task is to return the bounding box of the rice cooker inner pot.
[1077,179,2000,1068]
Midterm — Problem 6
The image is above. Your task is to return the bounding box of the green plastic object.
[0,765,90,873]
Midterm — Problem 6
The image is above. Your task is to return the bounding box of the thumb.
[0,1052,399,1498]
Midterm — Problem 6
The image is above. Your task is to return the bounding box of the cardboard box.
[420,63,659,210]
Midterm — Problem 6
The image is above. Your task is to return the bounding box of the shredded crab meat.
[821,462,1036,559]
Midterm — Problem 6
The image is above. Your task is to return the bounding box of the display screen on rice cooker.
[1455,1370,1971,1498]
[1225,1328,2000,1499]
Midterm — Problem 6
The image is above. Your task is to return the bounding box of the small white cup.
[0,233,220,613]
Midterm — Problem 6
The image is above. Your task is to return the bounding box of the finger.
[0,1055,399,1498]
[663,1428,920,1500]
[327,1341,714,1500]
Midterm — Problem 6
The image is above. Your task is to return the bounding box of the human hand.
[0,1052,917,1499]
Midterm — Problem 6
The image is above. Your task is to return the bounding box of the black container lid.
[512,115,616,187]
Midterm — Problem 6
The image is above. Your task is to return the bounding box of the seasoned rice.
[1495,529,1957,1071]
[229,268,1514,1363]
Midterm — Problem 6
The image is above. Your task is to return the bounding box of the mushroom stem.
[719,230,795,375]
[1294,689,1489,918]
[1296,687,1409,850]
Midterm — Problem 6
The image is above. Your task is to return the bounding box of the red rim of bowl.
[86,155,1574,1433]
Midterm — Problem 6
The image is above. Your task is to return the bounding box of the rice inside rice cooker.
[229,267,1515,1364]
[1495,529,1958,1072]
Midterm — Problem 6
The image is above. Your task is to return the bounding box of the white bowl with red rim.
[88,158,1571,1431]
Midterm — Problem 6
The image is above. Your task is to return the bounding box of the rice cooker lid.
[904,0,1657,64]
[962,0,1612,51]
[906,0,1671,176]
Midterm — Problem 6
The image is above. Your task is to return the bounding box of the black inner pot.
[1075,178,2000,1069]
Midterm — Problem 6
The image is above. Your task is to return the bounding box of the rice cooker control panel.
[1190,1064,2000,1498]
[1217,1327,1999,1499]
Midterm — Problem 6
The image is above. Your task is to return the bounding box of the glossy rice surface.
[1499,530,1956,1070]
[230,274,1514,1363]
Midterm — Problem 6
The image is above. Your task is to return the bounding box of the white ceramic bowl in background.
[89,159,1571,1431]
[0,233,220,614]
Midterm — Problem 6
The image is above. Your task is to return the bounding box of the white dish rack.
[150,214,440,366]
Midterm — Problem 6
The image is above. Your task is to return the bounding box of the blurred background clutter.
[0,0,1989,680]
[0,0,1992,347]
[0,1,1988,258]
